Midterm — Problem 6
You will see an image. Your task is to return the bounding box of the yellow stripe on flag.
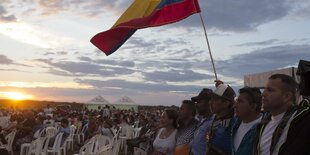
[113,0,161,27]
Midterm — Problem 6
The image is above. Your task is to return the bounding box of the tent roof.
[244,67,298,88]
[87,95,110,105]
[113,96,138,105]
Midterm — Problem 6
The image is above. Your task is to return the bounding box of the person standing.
[190,88,213,155]
[175,100,198,155]
[153,109,178,155]
[206,82,236,155]
[232,87,263,155]
[253,74,310,155]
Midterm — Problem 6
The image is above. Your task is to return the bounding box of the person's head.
[191,88,212,116]
[234,87,262,119]
[36,116,45,124]
[262,74,297,113]
[139,117,147,126]
[210,84,235,115]
[25,111,35,119]
[179,100,196,121]
[103,119,113,128]
[160,109,178,128]
[61,118,69,128]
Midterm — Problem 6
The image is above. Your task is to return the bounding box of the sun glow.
[0,92,33,100]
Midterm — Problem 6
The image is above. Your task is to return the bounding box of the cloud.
[288,0,310,19]
[32,0,130,16]
[57,51,68,55]
[0,54,14,64]
[43,52,55,56]
[36,59,135,77]
[0,5,17,22]
[0,68,26,72]
[175,0,292,32]
[0,54,31,67]
[216,44,310,77]
[75,78,202,93]
[120,37,201,60]
[235,39,279,47]
[142,69,211,82]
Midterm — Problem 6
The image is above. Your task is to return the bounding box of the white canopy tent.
[85,95,111,110]
[112,96,139,112]
[244,67,299,88]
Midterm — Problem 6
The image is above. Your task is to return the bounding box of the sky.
[0,0,310,106]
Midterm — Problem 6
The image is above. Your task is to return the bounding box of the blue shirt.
[56,127,70,146]
[231,117,260,155]
[209,116,235,154]
[191,115,214,155]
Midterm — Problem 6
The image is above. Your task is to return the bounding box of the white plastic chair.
[43,120,55,127]
[40,136,51,155]
[119,126,134,155]
[27,137,47,155]
[65,125,76,151]
[133,127,142,138]
[111,138,122,155]
[4,129,16,155]
[94,135,112,153]
[72,124,81,143]
[45,127,57,137]
[78,124,88,144]
[133,147,147,155]
[33,128,46,139]
[74,137,96,155]
[20,143,31,155]
[96,146,112,155]
[46,132,64,155]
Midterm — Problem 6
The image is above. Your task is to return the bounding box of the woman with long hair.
[152,109,178,155]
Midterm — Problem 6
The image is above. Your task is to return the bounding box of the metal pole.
[199,13,218,80]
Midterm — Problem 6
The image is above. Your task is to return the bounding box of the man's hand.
[214,80,224,87]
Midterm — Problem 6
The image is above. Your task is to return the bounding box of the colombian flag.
[91,0,201,56]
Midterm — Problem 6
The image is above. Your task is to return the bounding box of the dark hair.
[269,74,297,101]
[164,109,178,128]
[239,87,262,112]
[182,100,196,116]
[61,118,69,125]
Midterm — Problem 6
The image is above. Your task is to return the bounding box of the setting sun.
[0,92,33,100]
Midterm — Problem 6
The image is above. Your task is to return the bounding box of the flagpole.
[198,13,218,80]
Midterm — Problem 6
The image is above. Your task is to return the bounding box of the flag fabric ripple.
[90,0,201,56]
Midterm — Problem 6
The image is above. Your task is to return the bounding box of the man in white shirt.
[253,74,310,155]
[232,87,262,155]
[44,104,53,117]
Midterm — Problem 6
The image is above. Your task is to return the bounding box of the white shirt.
[272,112,296,155]
[102,108,110,117]
[259,113,285,155]
[234,115,262,150]
[44,108,53,115]
[153,128,177,155]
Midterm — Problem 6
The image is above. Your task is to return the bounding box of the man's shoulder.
[191,118,199,124]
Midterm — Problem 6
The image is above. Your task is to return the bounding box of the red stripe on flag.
[91,0,201,56]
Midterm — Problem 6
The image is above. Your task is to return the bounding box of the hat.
[191,88,213,102]
[210,84,236,102]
